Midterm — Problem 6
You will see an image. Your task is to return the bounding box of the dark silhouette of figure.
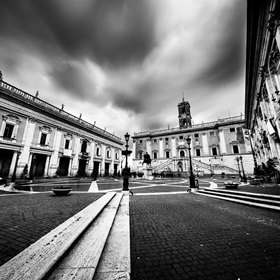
[142,152,152,168]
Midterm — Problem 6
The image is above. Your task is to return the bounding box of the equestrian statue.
[142,152,152,168]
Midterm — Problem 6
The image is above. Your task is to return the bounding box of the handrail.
[0,80,122,143]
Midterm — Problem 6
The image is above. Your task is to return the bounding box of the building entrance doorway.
[93,161,100,178]
[178,161,183,172]
[105,163,110,176]
[0,149,13,177]
[114,164,118,176]
[30,154,47,177]
[78,159,87,176]
[59,157,70,176]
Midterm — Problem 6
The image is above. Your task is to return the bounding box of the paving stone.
[130,191,280,279]
[0,192,103,266]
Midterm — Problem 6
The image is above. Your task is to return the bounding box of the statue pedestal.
[143,167,153,180]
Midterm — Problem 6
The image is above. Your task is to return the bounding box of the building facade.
[245,0,280,167]
[0,77,123,180]
[132,99,254,176]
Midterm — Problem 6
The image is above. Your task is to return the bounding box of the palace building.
[0,75,123,180]
[132,99,254,176]
[245,0,280,167]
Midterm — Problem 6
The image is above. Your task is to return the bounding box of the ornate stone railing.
[134,116,244,137]
[0,80,122,143]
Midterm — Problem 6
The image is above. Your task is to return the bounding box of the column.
[201,133,209,155]
[8,151,18,177]
[132,140,136,160]
[68,158,73,176]
[72,134,80,174]
[50,127,62,166]
[218,129,227,154]
[171,137,177,157]
[44,155,50,177]
[101,144,106,176]
[159,138,164,158]
[146,139,152,155]
[20,117,36,164]
[88,141,95,175]
[111,147,115,175]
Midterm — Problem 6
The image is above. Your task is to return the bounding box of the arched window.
[180,150,185,158]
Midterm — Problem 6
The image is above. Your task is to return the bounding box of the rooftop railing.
[134,115,244,136]
[0,80,122,143]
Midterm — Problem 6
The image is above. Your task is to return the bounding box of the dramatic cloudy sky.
[0,0,246,141]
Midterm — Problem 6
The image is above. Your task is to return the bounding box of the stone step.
[94,194,130,280]
[48,193,123,279]
[0,192,116,280]
[197,189,280,211]
[202,188,280,201]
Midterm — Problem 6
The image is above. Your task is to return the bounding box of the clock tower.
[178,98,192,128]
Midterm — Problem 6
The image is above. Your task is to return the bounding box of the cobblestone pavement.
[1,177,280,279]
[130,192,280,279]
[0,192,103,266]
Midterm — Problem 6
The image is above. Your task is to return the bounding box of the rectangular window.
[81,141,87,153]
[139,152,142,160]
[196,149,201,156]
[212,147,217,156]
[233,145,239,154]
[65,139,70,149]
[139,140,142,143]
[166,151,170,158]
[179,136,183,139]
[3,124,14,138]
[153,152,157,159]
[210,131,215,136]
[165,137,169,141]
[154,139,157,143]
[40,133,47,145]
[194,133,199,137]
[230,128,235,132]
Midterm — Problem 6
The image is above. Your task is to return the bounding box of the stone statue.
[142,152,152,167]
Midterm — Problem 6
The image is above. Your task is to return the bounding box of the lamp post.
[122,132,132,192]
[239,156,247,183]
[11,150,21,182]
[186,137,196,188]
[236,157,242,181]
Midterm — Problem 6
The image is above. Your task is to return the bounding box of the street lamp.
[236,157,242,181]
[122,132,132,192]
[186,137,196,188]
[239,156,247,183]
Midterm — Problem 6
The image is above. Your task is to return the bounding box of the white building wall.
[201,133,209,155]
[218,129,227,154]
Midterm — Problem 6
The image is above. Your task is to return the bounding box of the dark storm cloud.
[0,0,157,67]
[192,0,246,86]
[48,62,98,100]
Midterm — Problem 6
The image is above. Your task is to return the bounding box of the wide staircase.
[192,159,239,175]
[0,192,130,280]
[197,188,280,211]
[152,159,173,173]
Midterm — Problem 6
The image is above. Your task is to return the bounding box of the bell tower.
[178,97,192,128]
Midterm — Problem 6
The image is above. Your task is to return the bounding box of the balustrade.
[0,80,121,142]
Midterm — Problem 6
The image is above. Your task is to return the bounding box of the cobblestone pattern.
[0,192,103,266]
[130,193,280,279]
